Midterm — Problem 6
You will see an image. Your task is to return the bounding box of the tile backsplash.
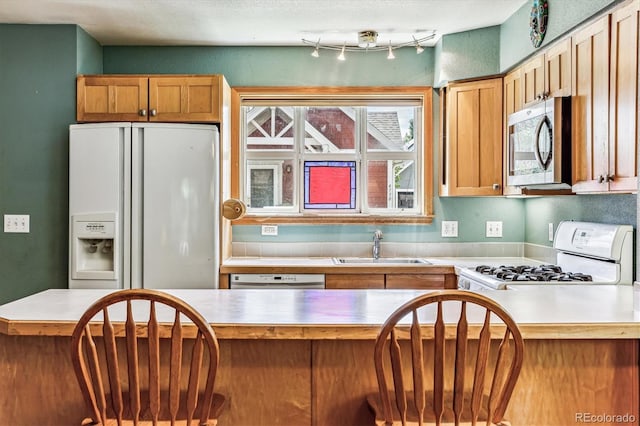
[231,242,557,261]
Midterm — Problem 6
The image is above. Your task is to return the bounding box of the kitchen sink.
[332,257,431,264]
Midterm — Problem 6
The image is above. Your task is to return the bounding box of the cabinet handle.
[492,183,500,190]
[598,175,605,183]
[139,109,147,117]
[606,174,614,182]
[150,109,157,117]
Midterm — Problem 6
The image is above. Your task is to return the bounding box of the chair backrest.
[71,289,220,425]
[373,290,524,426]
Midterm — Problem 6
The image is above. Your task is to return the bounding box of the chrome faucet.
[372,230,383,259]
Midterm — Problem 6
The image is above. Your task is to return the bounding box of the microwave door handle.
[534,115,552,170]
[509,133,515,175]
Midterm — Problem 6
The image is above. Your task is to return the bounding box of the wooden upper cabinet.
[77,75,223,123]
[77,76,148,122]
[148,76,221,122]
[503,68,523,117]
[572,3,638,194]
[572,15,611,192]
[545,38,572,98]
[608,0,639,192]
[441,78,503,196]
[522,55,545,106]
[503,68,524,196]
[522,38,572,107]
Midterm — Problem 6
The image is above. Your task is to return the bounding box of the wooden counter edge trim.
[219,265,457,274]
[1,319,639,339]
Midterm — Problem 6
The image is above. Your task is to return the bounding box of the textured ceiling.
[0,0,528,46]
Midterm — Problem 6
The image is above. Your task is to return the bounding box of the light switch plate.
[4,214,30,233]
[261,225,278,236]
[441,221,458,237]
[486,221,502,238]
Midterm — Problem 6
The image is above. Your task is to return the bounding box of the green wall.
[500,0,621,71]
[104,46,435,87]
[524,195,636,246]
[0,25,88,304]
[434,26,501,86]
[76,27,103,74]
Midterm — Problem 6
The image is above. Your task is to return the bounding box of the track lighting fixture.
[303,30,435,60]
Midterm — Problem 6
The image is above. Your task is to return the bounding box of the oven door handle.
[534,115,553,170]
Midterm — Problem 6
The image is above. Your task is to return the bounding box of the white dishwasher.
[229,274,325,289]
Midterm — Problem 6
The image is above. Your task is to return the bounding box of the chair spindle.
[125,300,141,423]
[84,325,107,423]
[433,301,445,424]
[103,307,124,422]
[410,310,425,426]
[170,310,184,422]
[186,332,205,424]
[148,301,161,423]
[390,329,407,425]
[453,301,468,425]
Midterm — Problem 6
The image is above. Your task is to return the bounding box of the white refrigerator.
[69,122,220,289]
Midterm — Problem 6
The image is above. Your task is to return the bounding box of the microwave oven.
[507,97,571,188]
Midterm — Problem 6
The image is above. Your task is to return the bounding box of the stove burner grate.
[474,264,593,282]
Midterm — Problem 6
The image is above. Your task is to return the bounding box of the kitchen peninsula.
[0,287,638,425]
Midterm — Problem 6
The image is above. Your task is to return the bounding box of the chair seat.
[81,392,226,426]
[366,391,511,426]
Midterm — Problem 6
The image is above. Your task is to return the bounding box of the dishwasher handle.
[230,281,325,289]
[229,273,325,289]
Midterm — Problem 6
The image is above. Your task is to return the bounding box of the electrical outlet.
[441,221,458,237]
[4,214,30,233]
[486,221,502,238]
[261,225,278,236]
[548,223,554,242]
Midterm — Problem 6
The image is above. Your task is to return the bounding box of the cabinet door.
[522,55,545,105]
[503,68,524,196]
[385,274,449,289]
[76,76,148,122]
[609,0,639,192]
[446,78,503,196]
[148,76,220,122]
[438,87,448,195]
[325,274,384,289]
[572,15,611,192]
[545,38,572,98]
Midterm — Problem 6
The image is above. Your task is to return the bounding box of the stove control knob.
[458,277,471,290]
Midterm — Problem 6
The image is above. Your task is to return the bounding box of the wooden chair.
[71,289,226,425]
[367,290,524,426]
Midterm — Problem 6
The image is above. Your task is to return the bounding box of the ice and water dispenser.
[69,212,120,288]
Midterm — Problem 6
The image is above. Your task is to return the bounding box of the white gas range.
[456,221,634,291]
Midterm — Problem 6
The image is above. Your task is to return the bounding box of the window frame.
[230,86,434,225]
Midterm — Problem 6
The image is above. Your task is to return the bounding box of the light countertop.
[219,256,458,274]
[221,256,538,268]
[0,287,638,339]
[219,256,540,275]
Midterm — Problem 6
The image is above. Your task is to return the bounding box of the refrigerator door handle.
[123,126,133,289]
[130,126,143,289]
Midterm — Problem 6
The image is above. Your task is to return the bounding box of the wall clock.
[530,0,549,48]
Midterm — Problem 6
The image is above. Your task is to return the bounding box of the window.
[232,87,433,224]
